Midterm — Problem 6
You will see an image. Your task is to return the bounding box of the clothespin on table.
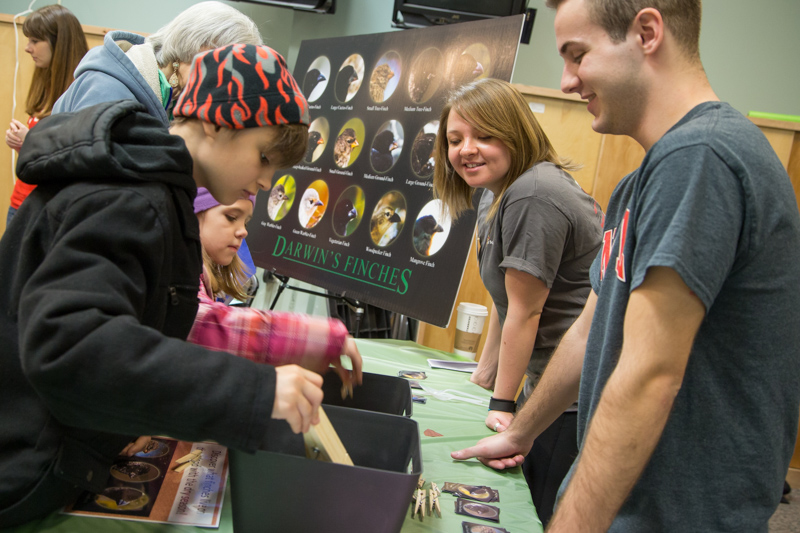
[412,478,426,519]
[429,481,441,517]
[414,488,427,519]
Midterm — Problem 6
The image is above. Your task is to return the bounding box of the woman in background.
[433,78,603,526]
[5,4,88,224]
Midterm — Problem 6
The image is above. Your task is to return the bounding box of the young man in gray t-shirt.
[452,1,800,531]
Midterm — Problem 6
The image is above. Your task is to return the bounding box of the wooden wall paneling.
[0,13,112,237]
[415,231,494,356]
[514,84,604,195]
[591,134,644,211]
[788,132,800,216]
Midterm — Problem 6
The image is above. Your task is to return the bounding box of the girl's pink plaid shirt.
[187,276,348,366]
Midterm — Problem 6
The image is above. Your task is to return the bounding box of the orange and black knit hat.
[174,43,309,128]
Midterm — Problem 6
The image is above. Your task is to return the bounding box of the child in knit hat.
[0,44,344,527]
[190,186,362,380]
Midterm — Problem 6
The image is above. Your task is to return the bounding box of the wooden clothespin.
[412,478,426,519]
[173,449,202,472]
[413,488,427,519]
[429,482,441,517]
[304,406,354,465]
[340,381,354,400]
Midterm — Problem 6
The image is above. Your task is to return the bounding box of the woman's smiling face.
[446,109,511,195]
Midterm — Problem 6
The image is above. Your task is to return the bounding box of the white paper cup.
[453,302,488,360]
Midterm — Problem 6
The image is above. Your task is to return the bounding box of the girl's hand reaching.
[333,336,363,395]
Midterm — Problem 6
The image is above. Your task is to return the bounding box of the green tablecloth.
[8,339,541,533]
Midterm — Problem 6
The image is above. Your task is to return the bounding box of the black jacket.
[0,101,276,520]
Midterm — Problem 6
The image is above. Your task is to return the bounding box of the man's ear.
[632,7,664,56]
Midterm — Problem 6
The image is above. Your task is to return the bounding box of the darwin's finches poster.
[247,16,524,327]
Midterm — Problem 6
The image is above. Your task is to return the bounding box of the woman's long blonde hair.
[23,5,88,117]
[432,78,576,221]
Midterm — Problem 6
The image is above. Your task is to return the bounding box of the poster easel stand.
[269,273,365,337]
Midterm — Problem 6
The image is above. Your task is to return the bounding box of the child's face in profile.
[195,125,282,206]
[198,199,254,267]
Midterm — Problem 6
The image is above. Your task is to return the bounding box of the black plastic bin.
[322,371,413,417]
[229,405,422,533]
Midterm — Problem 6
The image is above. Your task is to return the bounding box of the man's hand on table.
[451,425,533,470]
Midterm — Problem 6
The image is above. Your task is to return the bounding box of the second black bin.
[322,371,413,416]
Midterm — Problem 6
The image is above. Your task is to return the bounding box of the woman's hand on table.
[470,361,496,390]
[272,364,324,433]
[451,428,531,470]
[485,410,514,432]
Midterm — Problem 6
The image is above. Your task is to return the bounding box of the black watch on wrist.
[489,397,517,413]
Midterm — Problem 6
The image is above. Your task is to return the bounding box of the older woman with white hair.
[53,1,262,125]
[51,1,263,291]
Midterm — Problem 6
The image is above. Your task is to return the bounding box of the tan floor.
[770,471,800,533]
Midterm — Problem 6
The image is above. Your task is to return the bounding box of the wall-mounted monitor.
[392,0,527,28]
[231,0,335,14]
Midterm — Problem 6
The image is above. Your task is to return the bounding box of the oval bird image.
[448,43,491,90]
[370,120,404,173]
[304,117,329,164]
[413,200,451,257]
[298,180,329,229]
[410,120,439,178]
[334,54,365,103]
[369,51,401,103]
[333,119,364,168]
[369,191,407,248]
[408,47,443,103]
[303,56,331,102]
[267,174,296,222]
[332,185,365,238]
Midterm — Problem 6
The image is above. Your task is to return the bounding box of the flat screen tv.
[231,0,335,14]
[392,0,528,28]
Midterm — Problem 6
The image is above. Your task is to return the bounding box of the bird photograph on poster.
[448,43,491,90]
[298,180,329,229]
[332,185,365,238]
[333,119,364,168]
[370,120,404,173]
[335,53,364,103]
[305,117,329,164]
[303,56,331,102]
[370,191,407,248]
[413,199,451,257]
[267,174,296,222]
[408,47,443,104]
[369,51,402,103]
[410,120,439,179]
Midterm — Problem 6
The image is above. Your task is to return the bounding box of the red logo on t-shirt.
[599,208,629,282]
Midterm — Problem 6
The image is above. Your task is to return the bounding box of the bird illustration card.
[454,499,500,523]
[246,15,525,327]
[461,522,510,533]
